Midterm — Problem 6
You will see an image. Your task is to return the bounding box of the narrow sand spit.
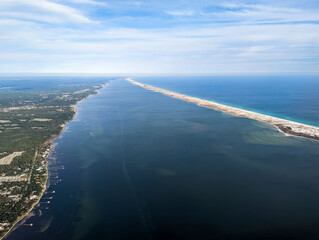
[126,78,319,142]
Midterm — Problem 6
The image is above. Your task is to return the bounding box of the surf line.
[126,78,319,142]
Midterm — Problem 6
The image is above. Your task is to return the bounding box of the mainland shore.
[2,84,107,240]
[127,78,319,142]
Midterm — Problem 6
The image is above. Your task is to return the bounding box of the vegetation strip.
[0,80,106,239]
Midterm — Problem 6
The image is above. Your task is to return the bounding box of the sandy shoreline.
[2,84,107,240]
[126,78,319,142]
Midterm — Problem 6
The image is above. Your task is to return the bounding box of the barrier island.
[127,78,319,142]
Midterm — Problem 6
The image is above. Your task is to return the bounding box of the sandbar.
[126,78,319,142]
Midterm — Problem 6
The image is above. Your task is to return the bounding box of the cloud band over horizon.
[0,0,318,74]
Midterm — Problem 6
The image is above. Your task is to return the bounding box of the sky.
[0,0,319,74]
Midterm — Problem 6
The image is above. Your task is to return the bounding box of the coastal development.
[0,79,106,239]
[127,78,319,142]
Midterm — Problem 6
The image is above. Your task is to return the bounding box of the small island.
[127,78,319,142]
[0,79,106,239]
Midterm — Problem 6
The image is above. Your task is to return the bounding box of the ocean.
[135,76,319,127]
[7,76,319,240]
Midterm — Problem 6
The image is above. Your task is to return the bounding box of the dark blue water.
[7,78,319,240]
[135,76,319,127]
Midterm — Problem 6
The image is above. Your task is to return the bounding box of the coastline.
[2,84,107,240]
[126,78,319,142]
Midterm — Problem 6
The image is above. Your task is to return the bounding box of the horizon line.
[0,72,319,77]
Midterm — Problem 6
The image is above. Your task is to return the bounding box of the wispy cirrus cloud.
[166,10,196,17]
[164,2,319,25]
[0,0,95,24]
[206,3,319,24]
[68,0,108,6]
[0,0,318,74]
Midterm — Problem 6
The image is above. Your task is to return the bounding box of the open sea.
[6,76,319,240]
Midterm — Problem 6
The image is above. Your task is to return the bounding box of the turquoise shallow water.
[7,78,319,240]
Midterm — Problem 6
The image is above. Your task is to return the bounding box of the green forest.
[0,77,108,238]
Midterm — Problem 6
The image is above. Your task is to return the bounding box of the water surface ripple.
[7,79,319,240]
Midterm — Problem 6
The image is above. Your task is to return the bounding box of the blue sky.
[0,0,318,74]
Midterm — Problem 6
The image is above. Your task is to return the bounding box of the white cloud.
[1,19,318,73]
[0,0,318,73]
[166,10,196,17]
[0,0,95,23]
[205,3,319,24]
[237,46,274,57]
[68,0,107,6]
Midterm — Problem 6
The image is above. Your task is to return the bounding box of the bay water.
[7,77,319,240]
